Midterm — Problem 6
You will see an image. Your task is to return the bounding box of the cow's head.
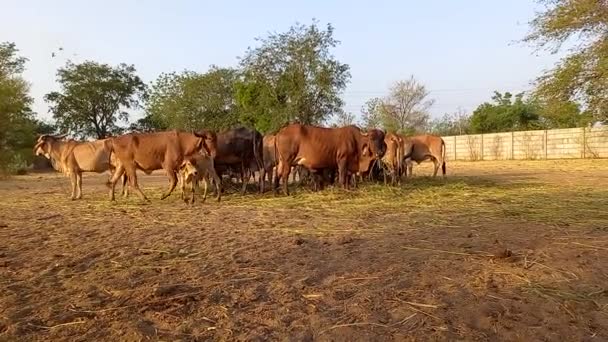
[33,134,67,159]
[355,129,385,174]
[361,129,386,159]
[179,158,199,183]
[194,130,218,158]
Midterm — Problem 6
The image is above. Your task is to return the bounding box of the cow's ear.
[179,160,188,171]
[362,143,370,156]
[199,139,212,156]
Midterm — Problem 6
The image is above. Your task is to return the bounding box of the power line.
[341,84,532,95]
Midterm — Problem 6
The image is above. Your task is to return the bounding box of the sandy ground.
[1,159,607,341]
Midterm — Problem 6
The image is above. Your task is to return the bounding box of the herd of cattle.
[32,123,446,203]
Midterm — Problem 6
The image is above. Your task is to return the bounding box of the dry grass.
[1,159,608,340]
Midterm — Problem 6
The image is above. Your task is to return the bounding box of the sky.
[1,0,564,123]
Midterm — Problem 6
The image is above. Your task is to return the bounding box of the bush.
[0,150,31,175]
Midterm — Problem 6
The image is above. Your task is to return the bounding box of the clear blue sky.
[2,0,563,123]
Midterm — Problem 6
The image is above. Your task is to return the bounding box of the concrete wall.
[442,127,608,161]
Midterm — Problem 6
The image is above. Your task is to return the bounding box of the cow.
[381,132,404,185]
[402,134,446,177]
[273,124,386,195]
[106,129,218,201]
[178,152,222,204]
[33,134,127,200]
[214,127,264,194]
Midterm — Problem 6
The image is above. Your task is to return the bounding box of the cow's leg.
[258,168,264,194]
[126,168,148,202]
[189,176,197,205]
[69,172,77,200]
[431,157,439,177]
[337,160,348,190]
[267,167,274,189]
[281,163,292,196]
[259,167,266,193]
[201,175,209,203]
[160,169,178,200]
[75,171,83,199]
[407,161,413,178]
[107,165,123,201]
[179,173,187,202]
[209,169,222,202]
[240,162,248,195]
[121,173,128,198]
[383,168,388,185]
[212,169,222,196]
[273,162,282,195]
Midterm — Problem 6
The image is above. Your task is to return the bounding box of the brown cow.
[273,124,385,195]
[402,134,446,177]
[381,132,404,185]
[34,134,127,199]
[178,152,222,204]
[107,130,217,201]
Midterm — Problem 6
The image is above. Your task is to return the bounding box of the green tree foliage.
[0,42,36,173]
[360,76,433,134]
[537,98,591,128]
[429,108,471,136]
[144,67,240,131]
[525,0,608,122]
[236,20,350,133]
[469,91,542,133]
[361,97,388,129]
[45,61,146,139]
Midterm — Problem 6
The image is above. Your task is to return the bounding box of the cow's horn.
[54,133,68,139]
[361,131,369,137]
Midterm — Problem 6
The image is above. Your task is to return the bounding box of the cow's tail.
[252,130,263,173]
[104,138,115,188]
[273,134,280,191]
[396,138,403,179]
[104,138,126,188]
[441,138,446,176]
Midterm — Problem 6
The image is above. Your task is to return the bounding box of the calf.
[381,132,404,185]
[178,153,222,204]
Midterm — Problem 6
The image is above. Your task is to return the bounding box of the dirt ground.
[1,159,608,341]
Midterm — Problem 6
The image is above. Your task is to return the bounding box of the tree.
[525,0,608,122]
[0,42,36,172]
[236,20,351,133]
[429,107,471,136]
[469,91,542,133]
[45,61,146,139]
[536,98,592,128]
[360,97,386,129]
[144,67,240,131]
[331,110,357,127]
[361,76,433,134]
